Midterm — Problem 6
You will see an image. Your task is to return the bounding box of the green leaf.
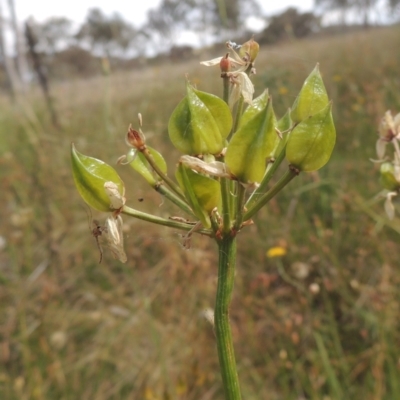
[168,83,232,155]
[290,64,329,124]
[175,164,221,228]
[71,144,124,212]
[286,103,336,172]
[225,96,277,184]
[130,146,167,186]
[380,162,400,191]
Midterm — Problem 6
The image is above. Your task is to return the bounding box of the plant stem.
[122,205,212,236]
[231,95,244,136]
[155,183,195,217]
[215,236,242,400]
[234,183,246,231]
[142,148,184,199]
[223,75,230,105]
[246,146,286,209]
[221,177,232,233]
[244,168,297,221]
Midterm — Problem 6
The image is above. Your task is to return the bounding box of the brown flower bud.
[126,125,146,150]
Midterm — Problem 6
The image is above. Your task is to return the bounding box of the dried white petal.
[201,55,247,70]
[376,139,387,160]
[229,80,242,108]
[180,155,231,178]
[394,152,400,181]
[379,110,394,139]
[104,215,127,263]
[200,308,214,326]
[228,72,254,107]
[200,57,222,66]
[104,181,126,210]
[384,192,397,220]
[237,72,254,104]
[394,112,400,123]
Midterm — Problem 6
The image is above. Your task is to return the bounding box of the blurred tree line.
[0,0,399,89]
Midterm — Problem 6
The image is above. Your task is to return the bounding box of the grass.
[1,25,400,399]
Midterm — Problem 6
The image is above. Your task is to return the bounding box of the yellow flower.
[278,86,288,95]
[266,246,287,258]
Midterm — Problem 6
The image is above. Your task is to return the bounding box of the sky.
[13,0,315,26]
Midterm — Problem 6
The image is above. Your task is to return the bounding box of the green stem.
[231,95,244,136]
[122,205,212,236]
[215,236,241,400]
[142,148,184,199]
[155,183,195,217]
[234,183,246,231]
[244,168,297,221]
[223,75,230,105]
[246,146,286,210]
[221,177,232,233]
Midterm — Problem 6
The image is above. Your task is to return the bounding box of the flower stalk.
[215,235,242,400]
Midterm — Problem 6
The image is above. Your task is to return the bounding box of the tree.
[258,8,321,45]
[7,0,30,85]
[145,0,196,48]
[200,0,260,33]
[315,0,400,26]
[315,0,351,24]
[0,1,20,96]
[76,8,137,57]
[37,17,74,54]
[144,0,261,49]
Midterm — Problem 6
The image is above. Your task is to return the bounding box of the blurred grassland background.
[1,25,400,399]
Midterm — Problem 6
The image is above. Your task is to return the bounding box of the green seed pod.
[71,144,125,212]
[225,91,277,184]
[129,146,167,187]
[286,103,336,172]
[168,83,232,155]
[380,162,400,191]
[175,163,221,228]
[291,64,329,124]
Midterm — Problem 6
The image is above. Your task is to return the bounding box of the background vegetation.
[1,22,400,399]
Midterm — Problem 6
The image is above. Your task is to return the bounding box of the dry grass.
[1,25,400,399]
